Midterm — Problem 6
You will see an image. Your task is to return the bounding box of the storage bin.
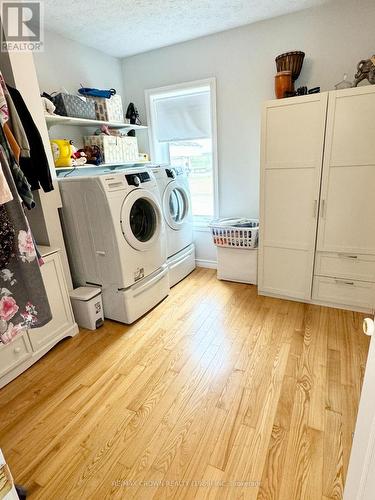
[87,94,124,122]
[69,287,104,330]
[210,218,259,284]
[84,135,124,164]
[84,135,139,164]
[51,93,96,119]
[121,136,139,162]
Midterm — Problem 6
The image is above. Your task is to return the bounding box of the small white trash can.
[69,286,104,330]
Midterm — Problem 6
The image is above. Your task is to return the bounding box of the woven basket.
[275,51,305,82]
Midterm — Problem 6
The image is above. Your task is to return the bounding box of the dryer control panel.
[165,167,184,178]
[101,169,153,191]
[126,171,151,186]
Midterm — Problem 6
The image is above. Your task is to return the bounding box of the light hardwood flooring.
[0,268,369,499]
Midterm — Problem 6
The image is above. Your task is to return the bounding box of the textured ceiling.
[42,0,331,58]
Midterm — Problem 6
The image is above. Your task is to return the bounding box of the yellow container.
[50,139,74,167]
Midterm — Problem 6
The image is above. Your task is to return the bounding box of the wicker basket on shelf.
[275,51,305,81]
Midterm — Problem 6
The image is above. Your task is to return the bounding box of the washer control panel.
[102,169,153,191]
[165,167,184,178]
[126,171,151,186]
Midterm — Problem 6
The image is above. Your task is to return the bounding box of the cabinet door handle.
[320,199,326,218]
[338,253,358,259]
[335,279,355,286]
[14,347,21,353]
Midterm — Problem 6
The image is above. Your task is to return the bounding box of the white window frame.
[145,78,219,229]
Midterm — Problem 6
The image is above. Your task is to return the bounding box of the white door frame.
[344,317,375,499]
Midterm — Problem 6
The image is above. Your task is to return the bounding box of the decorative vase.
[275,51,305,82]
[275,71,293,99]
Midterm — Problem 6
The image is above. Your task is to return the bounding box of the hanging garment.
[0,149,51,345]
[0,126,34,209]
[7,86,54,193]
[0,162,12,205]
[0,205,15,268]
[0,75,18,169]
[5,91,30,160]
[0,147,34,209]
[3,122,20,161]
[0,72,9,124]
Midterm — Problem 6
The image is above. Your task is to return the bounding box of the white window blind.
[154,90,211,143]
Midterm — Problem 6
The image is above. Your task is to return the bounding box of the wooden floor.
[0,268,369,499]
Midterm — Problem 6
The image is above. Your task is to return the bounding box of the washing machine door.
[163,181,190,230]
[121,189,162,251]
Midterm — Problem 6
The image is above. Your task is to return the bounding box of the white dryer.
[59,167,169,323]
[152,165,195,287]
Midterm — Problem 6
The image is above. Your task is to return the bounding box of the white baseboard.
[195,259,217,269]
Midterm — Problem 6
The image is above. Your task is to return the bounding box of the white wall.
[33,1,375,267]
[34,29,123,95]
[122,0,375,227]
[33,29,125,147]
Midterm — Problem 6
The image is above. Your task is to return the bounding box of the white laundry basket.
[210,218,258,284]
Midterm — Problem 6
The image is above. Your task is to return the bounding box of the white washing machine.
[59,167,169,323]
[152,165,195,287]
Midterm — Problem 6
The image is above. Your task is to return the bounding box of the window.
[146,79,218,226]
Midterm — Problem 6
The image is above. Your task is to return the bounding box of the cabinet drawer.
[0,334,32,378]
[312,276,375,310]
[315,252,375,282]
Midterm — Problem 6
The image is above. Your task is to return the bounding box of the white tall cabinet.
[0,42,79,388]
[259,86,375,313]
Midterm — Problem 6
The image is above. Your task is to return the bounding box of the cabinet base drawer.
[0,334,32,378]
[312,276,375,310]
[315,252,375,282]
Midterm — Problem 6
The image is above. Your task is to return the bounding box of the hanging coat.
[0,122,34,209]
[0,127,51,345]
[5,90,30,160]
[7,85,54,193]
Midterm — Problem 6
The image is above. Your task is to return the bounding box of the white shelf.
[55,161,151,175]
[45,114,147,130]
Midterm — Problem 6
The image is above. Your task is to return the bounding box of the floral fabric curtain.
[0,124,51,344]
